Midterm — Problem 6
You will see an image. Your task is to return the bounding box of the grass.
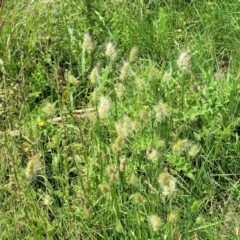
[0,0,239,239]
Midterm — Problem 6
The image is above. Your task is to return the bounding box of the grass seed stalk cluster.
[0,0,239,239]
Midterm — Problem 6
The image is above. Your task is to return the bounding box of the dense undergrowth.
[0,0,239,239]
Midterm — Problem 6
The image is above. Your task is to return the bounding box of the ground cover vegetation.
[0,0,239,239]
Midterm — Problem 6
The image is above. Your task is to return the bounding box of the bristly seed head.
[25,154,43,179]
[115,115,138,139]
[114,83,125,100]
[154,100,172,122]
[105,42,117,61]
[83,32,94,54]
[119,61,130,81]
[177,51,191,72]
[91,88,99,103]
[112,135,125,153]
[136,77,147,91]
[43,102,55,117]
[149,214,162,232]
[65,70,79,85]
[132,192,146,204]
[146,148,159,163]
[89,66,99,85]
[172,139,192,155]
[158,171,177,196]
[98,95,111,119]
[119,156,127,172]
[98,183,110,194]
[129,46,138,63]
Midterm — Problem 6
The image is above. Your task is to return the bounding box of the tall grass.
[0,0,239,239]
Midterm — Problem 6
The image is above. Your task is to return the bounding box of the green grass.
[0,0,239,239]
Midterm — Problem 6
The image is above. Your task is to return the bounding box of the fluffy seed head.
[110,173,119,182]
[156,140,165,148]
[158,171,176,196]
[119,61,130,81]
[89,66,99,85]
[177,51,191,72]
[139,105,151,121]
[136,78,147,91]
[83,32,94,54]
[172,139,192,155]
[65,71,79,85]
[114,83,125,100]
[163,71,171,82]
[106,165,115,176]
[168,210,179,223]
[188,144,200,157]
[91,88,99,103]
[106,165,119,182]
[154,100,172,122]
[87,111,97,124]
[129,173,138,185]
[43,102,55,116]
[129,46,138,63]
[98,96,111,119]
[43,194,52,206]
[105,42,117,61]
[99,183,110,194]
[146,148,159,163]
[112,135,125,153]
[149,67,159,79]
[25,154,43,179]
[115,115,138,139]
[119,156,126,172]
[132,192,146,204]
[149,214,162,232]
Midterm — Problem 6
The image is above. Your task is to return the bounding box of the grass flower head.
[188,144,201,157]
[98,95,111,119]
[119,156,126,172]
[25,154,43,179]
[43,102,55,116]
[158,171,177,196]
[146,148,159,163]
[168,210,179,223]
[43,194,52,206]
[136,78,147,91]
[119,61,130,81]
[65,71,79,85]
[105,42,117,61]
[132,192,146,204]
[149,214,162,232]
[172,139,192,155]
[89,66,99,85]
[115,115,138,139]
[177,51,191,72]
[112,135,125,153]
[83,32,94,53]
[129,46,138,63]
[114,83,125,100]
[129,173,138,185]
[99,183,110,194]
[163,71,171,82]
[91,88,99,103]
[154,100,172,122]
